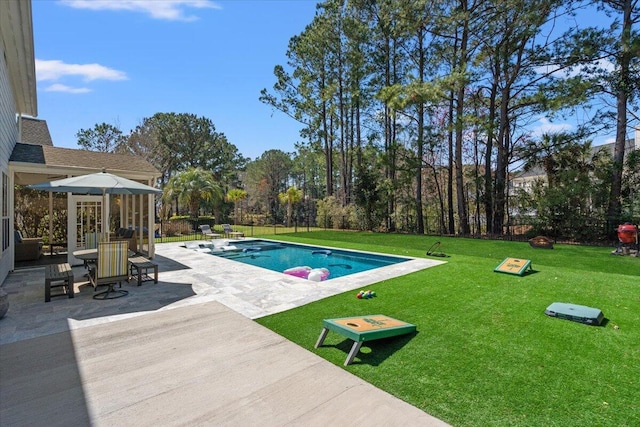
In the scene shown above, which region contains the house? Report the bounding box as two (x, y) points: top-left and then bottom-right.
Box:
(1, 0), (160, 286)
(510, 127), (640, 195)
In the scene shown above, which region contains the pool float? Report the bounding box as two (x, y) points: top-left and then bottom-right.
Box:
(312, 249), (332, 255)
(308, 268), (330, 282)
(185, 242), (213, 253)
(283, 266), (330, 281)
(283, 266), (312, 278)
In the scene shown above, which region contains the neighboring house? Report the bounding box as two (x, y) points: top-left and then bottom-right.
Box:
(510, 127), (640, 196)
(1, 0), (161, 286)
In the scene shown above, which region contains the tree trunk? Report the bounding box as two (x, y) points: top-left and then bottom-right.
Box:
(606, 0), (632, 230)
(454, 2), (470, 235)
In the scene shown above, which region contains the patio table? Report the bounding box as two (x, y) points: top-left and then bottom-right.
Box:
(73, 248), (135, 267)
(73, 248), (98, 268)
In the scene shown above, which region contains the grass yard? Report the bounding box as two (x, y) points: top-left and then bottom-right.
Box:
(255, 231), (640, 427)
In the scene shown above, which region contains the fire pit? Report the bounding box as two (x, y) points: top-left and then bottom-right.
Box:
(529, 236), (553, 249)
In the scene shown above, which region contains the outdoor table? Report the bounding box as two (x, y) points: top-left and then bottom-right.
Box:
(128, 256), (159, 286)
(73, 248), (98, 268)
(44, 263), (74, 302)
(46, 242), (67, 256)
(314, 314), (417, 366)
(73, 248), (135, 267)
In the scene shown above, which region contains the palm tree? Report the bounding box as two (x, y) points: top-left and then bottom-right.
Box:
(278, 186), (303, 227)
(163, 168), (223, 219)
(226, 189), (248, 225)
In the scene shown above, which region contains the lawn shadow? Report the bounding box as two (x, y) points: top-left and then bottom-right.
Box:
(330, 331), (419, 366)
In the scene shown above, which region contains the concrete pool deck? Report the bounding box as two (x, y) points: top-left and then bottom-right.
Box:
(0, 240), (449, 426)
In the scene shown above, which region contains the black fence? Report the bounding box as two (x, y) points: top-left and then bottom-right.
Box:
(155, 216), (637, 248)
(155, 219), (323, 243)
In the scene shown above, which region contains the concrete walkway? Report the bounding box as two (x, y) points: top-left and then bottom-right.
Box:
(0, 241), (450, 426)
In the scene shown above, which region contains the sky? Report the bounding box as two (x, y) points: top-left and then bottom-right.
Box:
(32, 0), (319, 160)
(31, 1), (628, 162)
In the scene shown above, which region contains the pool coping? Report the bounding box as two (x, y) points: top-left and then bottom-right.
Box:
(158, 238), (446, 319)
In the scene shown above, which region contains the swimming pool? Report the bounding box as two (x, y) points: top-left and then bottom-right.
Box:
(194, 239), (410, 280)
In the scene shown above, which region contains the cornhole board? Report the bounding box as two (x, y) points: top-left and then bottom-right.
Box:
(545, 302), (604, 326)
(314, 315), (416, 366)
(494, 257), (532, 276)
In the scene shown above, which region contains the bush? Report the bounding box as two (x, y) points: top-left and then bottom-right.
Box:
(316, 197), (357, 229)
(162, 219), (193, 237)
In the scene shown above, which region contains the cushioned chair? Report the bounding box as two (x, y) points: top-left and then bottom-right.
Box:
(84, 232), (99, 249)
(89, 240), (129, 299)
(14, 230), (43, 262)
(199, 224), (221, 239)
(221, 224), (244, 238)
(112, 229), (137, 252)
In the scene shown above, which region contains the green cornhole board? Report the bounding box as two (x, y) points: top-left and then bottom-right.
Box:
(314, 314), (416, 366)
(494, 257), (532, 276)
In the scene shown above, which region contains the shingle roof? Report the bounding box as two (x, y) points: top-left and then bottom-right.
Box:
(20, 117), (53, 146)
(10, 143), (159, 175)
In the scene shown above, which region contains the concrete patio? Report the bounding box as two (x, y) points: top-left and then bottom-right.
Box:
(0, 241), (449, 426)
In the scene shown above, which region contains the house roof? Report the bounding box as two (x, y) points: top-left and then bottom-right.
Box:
(10, 143), (159, 173)
(10, 143), (160, 185)
(20, 117), (53, 146)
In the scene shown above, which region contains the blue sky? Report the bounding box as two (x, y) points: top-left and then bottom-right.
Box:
(32, 1), (627, 162)
(33, 0), (318, 160)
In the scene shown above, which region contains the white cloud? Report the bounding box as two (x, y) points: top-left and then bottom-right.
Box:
(536, 58), (616, 79)
(36, 59), (127, 82)
(531, 117), (573, 137)
(59, 0), (221, 21)
(43, 83), (92, 94)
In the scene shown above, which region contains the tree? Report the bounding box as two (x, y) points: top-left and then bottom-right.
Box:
(125, 113), (247, 189)
(603, 0), (639, 229)
(278, 186), (303, 227)
(244, 150), (293, 223)
(519, 133), (612, 241)
(76, 122), (125, 153)
(226, 189), (248, 225)
(353, 161), (381, 231)
(163, 168), (223, 220)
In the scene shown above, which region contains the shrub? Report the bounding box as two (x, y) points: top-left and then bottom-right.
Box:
(162, 219), (192, 237)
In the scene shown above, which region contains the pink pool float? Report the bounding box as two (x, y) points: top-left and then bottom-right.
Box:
(283, 266), (330, 281)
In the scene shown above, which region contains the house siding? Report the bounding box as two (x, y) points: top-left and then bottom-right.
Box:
(0, 43), (20, 285)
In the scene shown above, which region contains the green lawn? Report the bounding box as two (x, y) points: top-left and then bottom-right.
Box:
(255, 231), (640, 427)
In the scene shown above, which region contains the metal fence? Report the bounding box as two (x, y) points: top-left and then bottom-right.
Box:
(156, 216), (636, 247)
(155, 219), (323, 243)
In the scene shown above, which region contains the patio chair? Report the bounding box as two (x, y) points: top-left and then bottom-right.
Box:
(89, 240), (129, 299)
(14, 230), (43, 262)
(222, 224), (244, 239)
(199, 224), (221, 239)
(85, 232), (99, 249)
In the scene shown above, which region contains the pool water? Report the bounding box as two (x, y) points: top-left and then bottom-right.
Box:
(203, 239), (410, 280)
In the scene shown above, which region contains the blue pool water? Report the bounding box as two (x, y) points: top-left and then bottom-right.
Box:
(203, 239), (410, 280)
